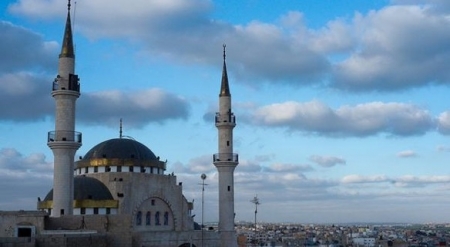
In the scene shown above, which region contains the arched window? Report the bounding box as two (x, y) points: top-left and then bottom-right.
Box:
(155, 211), (160, 225)
(164, 211), (169, 225)
(146, 211), (151, 225)
(136, 211), (142, 225)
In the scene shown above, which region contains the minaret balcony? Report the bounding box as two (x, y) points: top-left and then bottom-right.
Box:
(215, 112), (236, 126)
(213, 153), (238, 163)
(48, 130), (82, 143)
(52, 74), (80, 92)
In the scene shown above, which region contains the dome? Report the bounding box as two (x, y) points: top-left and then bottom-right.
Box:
(83, 138), (157, 161)
(44, 176), (113, 201)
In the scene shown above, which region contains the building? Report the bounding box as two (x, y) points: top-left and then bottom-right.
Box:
(0, 1), (238, 246)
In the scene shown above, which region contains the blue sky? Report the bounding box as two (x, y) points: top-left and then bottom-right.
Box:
(1, 0), (450, 224)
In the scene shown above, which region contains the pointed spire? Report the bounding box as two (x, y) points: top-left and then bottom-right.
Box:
(60, 0), (75, 58)
(219, 44), (231, 97)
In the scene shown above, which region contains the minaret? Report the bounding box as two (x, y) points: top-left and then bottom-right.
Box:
(47, 0), (82, 217)
(213, 45), (238, 247)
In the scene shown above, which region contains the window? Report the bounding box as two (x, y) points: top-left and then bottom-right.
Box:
(164, 212), (169, 225)
(84, 167), (88, 173)
(106, 208), (110, 215)
(129, 166), (134, 172)
(80, 208), (86, 215)
(93, 208), (98, 214)
(117, 166), (122, 172)
(146, 212), (151, 225)
(151, 199), (155, 206)
(155, 211), (160, 225)
(60, 209), (64, 215)
(228, 186), (230, 191)
(106, 166), (110, 172)
(17, 227), (33, 237)
(94, 166), (98, 173)
(136, 211), (142, 225)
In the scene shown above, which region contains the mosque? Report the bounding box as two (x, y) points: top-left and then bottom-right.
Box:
(0, 1), (239, 247)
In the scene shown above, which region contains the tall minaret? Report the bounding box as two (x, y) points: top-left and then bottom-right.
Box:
(213, 45), (238, 247)
(47, 0), (82, 217)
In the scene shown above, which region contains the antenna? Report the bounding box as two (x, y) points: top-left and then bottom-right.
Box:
(223, 44), (226, 61)
(119, 118), (123, 138)
(72, 1), (77, 61)
(72, 1), (77, 33)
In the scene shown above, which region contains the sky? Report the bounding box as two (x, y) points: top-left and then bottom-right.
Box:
(1, 0), (450, 224)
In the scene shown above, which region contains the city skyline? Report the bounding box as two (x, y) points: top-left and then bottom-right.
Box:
(1, 0), (450, 224)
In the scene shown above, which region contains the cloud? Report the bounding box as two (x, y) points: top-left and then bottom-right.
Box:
(309, 155), (346, 168)
(263, 163), (313, 173)
(0, 73), (53, 121)
(332, 4), (450, 91)
(0, 21), (57, 73)
(0, 148), (53, 210)
(0, 73), (190, 126)
(249, 100), (435, 137)
(341, 174), (389, 184)
(341, 174), (450, 188)
(78, 89), (190, 128)
(169, 155), (216, 175)
(397, 150), (417, 158)
(437, 111), (450, 134)
(0, 22), (57, 121)
(10, 1), (450, 92)
(436, 145), (450, 152)
(9, 0), (330, 88)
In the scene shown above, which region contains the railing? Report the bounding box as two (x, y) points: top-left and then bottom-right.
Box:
(52, 74), (80, 92)
(48, 130), (82, 143)
(213, 153), (238, 163)
(215, 112), (236, 124)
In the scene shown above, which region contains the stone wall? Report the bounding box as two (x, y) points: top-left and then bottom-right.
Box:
(0, 211), (46, 238)
(36, 234), (107, 247)
(0, 237), (35, 247)
(44, 215), (132, 247)
(135, 230), (220, 247)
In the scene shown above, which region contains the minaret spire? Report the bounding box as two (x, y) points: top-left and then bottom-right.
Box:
(60, 0), (75, 58)
(220, 44), (231, 97)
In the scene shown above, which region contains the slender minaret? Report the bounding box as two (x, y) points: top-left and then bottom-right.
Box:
(47, 0), (82, 217)
(213, 45), (238, 247)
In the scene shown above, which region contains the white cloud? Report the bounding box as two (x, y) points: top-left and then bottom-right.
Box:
(0, 148), (53, 210)
(309, 155), (346, 168)
(437, 111), (450, 134)
(264, 163), (313, 173)
(9, 0), (450, 92)
(250, 100), (435, 137)
(333, 4), (450, 91)
(78, 89), (189, 128)
(396, 150), (417, 158)
(0, 73), (52, 121)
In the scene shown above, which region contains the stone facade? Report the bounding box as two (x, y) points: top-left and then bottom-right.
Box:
(0, 212), (221, 247)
